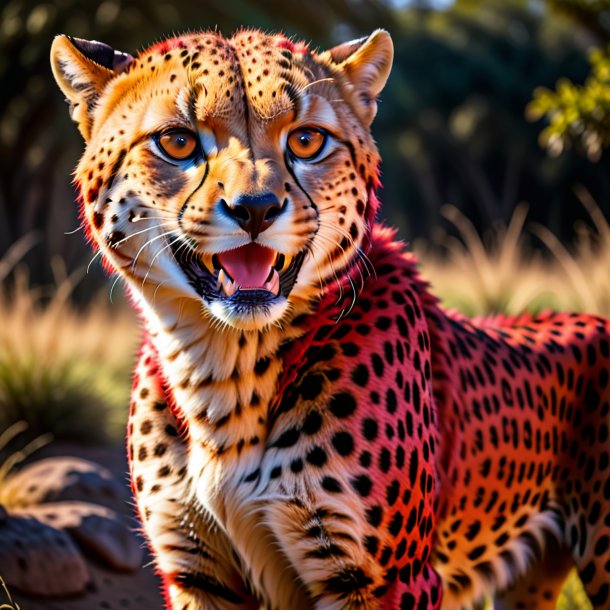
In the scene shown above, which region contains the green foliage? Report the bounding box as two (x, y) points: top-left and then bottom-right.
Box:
(528, 45), (610, 160)
(376, 0), (607, 246)
(557, 570), (594, 610)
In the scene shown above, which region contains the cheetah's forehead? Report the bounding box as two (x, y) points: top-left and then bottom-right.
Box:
(132, 30), (329, 132)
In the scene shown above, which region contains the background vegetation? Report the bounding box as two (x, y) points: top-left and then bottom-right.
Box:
(1, 0), (610, 607)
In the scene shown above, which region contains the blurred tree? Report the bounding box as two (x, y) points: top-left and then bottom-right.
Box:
(377, 0), (610, 242)
(1, 0), (610, 294)
(528, 0), (610, 161)
(528, 45), (610, 161)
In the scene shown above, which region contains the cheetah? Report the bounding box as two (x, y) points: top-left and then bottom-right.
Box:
(51, 28), (610, 609)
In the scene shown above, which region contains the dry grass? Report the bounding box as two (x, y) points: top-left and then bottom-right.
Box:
(417, 187), (610, 318)
(0, 243), (139, 444)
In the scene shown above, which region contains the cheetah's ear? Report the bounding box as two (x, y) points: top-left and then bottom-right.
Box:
(324, 29), (393, 126)
(50, 35), (134, 140)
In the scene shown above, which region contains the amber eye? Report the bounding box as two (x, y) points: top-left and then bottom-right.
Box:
(157, 130), (199, 160)
(287, 128), (326, 160)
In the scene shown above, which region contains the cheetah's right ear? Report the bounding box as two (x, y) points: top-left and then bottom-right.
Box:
(50, 35), (134, 140)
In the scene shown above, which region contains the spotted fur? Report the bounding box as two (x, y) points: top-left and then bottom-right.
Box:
(51, 28), (610, 610)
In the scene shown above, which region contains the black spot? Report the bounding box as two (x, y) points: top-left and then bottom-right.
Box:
(254, 357), (271, 375)
(376, 316), (391, 330)
(273, 427), (300, 448)
(332, 432), (354, 456)
(351, 474), (372, 497)
(106, 231), (125, 247)
(324, 567), (372, 596)
(386, 388), (397, 413)
(351, 364), (369, 387)
(321, 476), (343, 492)
(388, 511), (404, 537)
(165, 424), (178, 437)
(366, 505), (383, 527)
(409, 448), (419, 486)
(341, 342), (359, 356)
(371, 354), (384, 377)
(360, 451), (372, 467)
(330, 392), (357, 418)
(467, 545), (486, 561)
(379, 448), (391, 473)
(300, 373), (324, 400)
(386, 480), (400, 505)
(306, 445), (328, 467)
(362, 418), (378, 440)
(302, 410), (323, 434)
(93, 211), (104, 229)
(364, 535), (379, 556)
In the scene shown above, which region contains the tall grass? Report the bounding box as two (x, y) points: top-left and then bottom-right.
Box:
(417, 187), (610, 318)
(0, 244), (138, 444)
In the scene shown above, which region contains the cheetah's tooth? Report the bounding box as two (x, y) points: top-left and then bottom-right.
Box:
(217, 268), (226, 291)
(264, 269), (280, 296)
(217, 268), (238, 297)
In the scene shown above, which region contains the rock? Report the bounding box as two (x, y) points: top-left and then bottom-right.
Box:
(0, 514), (90, 596)
(16, 502), (142, 572)
(2, 457), (125, 510)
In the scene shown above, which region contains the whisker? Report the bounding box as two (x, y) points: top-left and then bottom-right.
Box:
(64, 225), (85, 235)
(304, 242), (327, 293)
(153, 279), (169, 306)
(141, 232), (181, 294)
(109, 274), (122, 304)
(131, 230), (179, 274)
(298, 77), (335, 93)
(86, 250), (104, 274)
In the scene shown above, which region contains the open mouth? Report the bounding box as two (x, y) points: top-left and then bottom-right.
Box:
(171, 241), (305, 307)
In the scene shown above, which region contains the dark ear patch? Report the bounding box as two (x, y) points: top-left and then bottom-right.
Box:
(327, 37), (368, 65)
(69, 37), (134, 73)
(51, 34), (135, 139)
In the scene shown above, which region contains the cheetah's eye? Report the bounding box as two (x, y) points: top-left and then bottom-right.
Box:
(287, 128), (327, 160)
(156, 129), (199, 160)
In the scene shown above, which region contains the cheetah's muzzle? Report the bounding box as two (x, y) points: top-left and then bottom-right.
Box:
(171, 240), (306, 313)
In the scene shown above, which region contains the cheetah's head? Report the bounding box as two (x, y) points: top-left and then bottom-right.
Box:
(51, 29), (393, 331)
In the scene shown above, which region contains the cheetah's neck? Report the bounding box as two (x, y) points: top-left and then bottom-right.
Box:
(137, 287), (312, 452)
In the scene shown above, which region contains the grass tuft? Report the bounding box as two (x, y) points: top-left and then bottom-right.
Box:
(0, 254), (139, 445)
(418, 192), (610, 318)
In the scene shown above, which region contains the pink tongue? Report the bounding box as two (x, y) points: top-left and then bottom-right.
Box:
(217, 244), (275, 288)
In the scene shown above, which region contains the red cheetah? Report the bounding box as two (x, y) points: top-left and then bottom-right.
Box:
(51, 27), (610, 609)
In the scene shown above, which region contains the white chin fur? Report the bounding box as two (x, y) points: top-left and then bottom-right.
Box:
(208, 296), (290, 331)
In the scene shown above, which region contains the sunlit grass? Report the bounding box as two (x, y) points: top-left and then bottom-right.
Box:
(417, 187), (610, 318)
(0, 245), (139, 444)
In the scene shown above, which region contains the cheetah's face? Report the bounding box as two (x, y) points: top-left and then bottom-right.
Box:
(51, 30), (393, 330)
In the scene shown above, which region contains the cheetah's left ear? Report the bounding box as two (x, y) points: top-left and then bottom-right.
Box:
(50, 35), (134, 140)
(324, 29), (393, 126)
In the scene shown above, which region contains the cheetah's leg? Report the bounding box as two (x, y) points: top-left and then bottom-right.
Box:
(494, 540), (573, 610)
(130, 340), (258, 610)
(263, 496), (442, 610)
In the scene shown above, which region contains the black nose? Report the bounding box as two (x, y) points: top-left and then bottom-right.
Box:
(221, 193), (285, 239)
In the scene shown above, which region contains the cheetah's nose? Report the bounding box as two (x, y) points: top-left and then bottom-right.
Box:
(220, 193), (286, 239)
